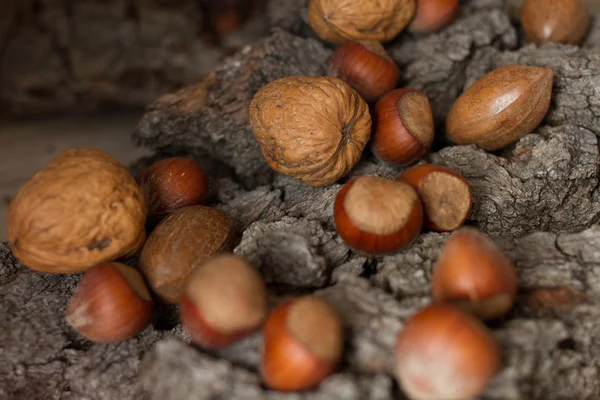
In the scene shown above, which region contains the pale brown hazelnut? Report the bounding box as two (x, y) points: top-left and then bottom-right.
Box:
(307, 0), (417, 44)
(249, 76), (372, 187)
(521, 0), (589, 46)
(139, 205), (232, 304)
(446, 64), (553, 151)
(7, 148), (147, 274)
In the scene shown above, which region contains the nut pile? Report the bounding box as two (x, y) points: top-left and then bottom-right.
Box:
(6, 0), (590, 399)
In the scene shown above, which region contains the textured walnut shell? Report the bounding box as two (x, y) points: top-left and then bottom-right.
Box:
(308, 0), (416, 44)
(521, 0), (589, 45)
(7, 148), (147, 274)
(139, 205), (232, 304)
(446, 64), (553, 151)
(249, 76), (371, 187)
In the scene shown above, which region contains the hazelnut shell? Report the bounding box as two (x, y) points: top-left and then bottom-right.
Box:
(409, 0), (459, 32)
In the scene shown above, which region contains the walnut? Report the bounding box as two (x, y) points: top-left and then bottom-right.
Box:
(307, 0), (416, 44)
(7, 148), (147, 274)
(248, 76), (372, 187)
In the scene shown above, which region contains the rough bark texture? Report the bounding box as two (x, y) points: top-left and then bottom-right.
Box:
(3, 0), (600, 399)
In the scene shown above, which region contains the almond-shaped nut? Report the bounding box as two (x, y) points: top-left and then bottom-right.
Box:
(446, 64), (553, 151)
(249, 76), (372, 187)
(139, 205), (232, 304)
(7, 148), (147, 274)
(521, 0), (589, 45)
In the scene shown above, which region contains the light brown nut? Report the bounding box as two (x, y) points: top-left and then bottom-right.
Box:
(7, 148), (147, 274)
(521, 0), (589, 46)
(249, 76), (372, 187)
(308, 0), (416, 44)
(446, 64), (553, 151)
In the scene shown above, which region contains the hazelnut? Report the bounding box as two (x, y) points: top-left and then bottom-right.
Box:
(334, 176), (423, 255)
(249, 76), (371, 187)
(408, 0), (459, 32)
(432, 227), (518, 320)
(372, 88), (435, 166)
(394, 304), (501, 400)
(261, 296), (344, 391)
(139, 205), (232, 304)
(66, 262), (154, 343)
(328, 41), (401, 103)
(179, 254), (268, 348)
(139, 157), (208, 221)
(446, 64), (553, 151)
(397, 164), (471, 232)
(521, 0), (589, 45)
(307, 0), (417, 44)
(7, 148), (147, 274)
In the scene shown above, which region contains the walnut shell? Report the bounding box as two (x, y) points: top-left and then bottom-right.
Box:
(7, 148), (147, 274)
(308, 0), (416, 44)
(139, 205), (232, 304)
(248, 76), (372, 187)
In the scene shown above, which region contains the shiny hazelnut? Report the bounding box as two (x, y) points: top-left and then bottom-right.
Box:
(261, 296), (344, 391)
(249, 76), (371, 187)
(521, 0), (589, 46)
(66, 262), (154, 343)
(334, 176), (423, 255)
(397, 164), (471, 232)
(394, 304), (501, 400)
(307, 0), (417, 44)
(328, 41), (400, 103)
(139, 205), (232, 304)
(139, 157), (208, 221)
(372, 88), (435, 166)
(446, 64), (553, 151)
(7, 148), (147, 274)
(409, 0), (459, 32)
(179, 254), (268, 348)
(432, 227), (518, 320)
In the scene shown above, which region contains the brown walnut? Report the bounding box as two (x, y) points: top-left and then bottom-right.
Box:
(308, 0), (416, 44)
(6, 148), (147, 274)
(248, 76), (372, 187)
(139, 205), (232, 304)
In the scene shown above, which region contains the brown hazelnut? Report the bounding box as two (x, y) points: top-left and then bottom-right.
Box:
(261, 296), (344, 391)
(397, 164), (471, 232)
(66, 262), (154, 343)
(249, 76), (372, 187)
(334, 176), (423, 255)
(328, 41), (401, 103)
(139, 156), (208, 221)
(7, 148), (147, 274)
(139, 205), (232, 304)
(446, 64), (553, 151)
(409, 0), (459, 32)
(372, 88), (435, 166)
(394, 304), (501, 400)
(521, 0), (589, 46)
(307, 0), (416, 44)
(432, 227), (518, 320)
(179, 254), (268, 348)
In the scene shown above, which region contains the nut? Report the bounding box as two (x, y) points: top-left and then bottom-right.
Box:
(372, 88), (435, 166)
(249, 76), (371, 187)
(139, 156), (208, 221)
(431, 227), (518, 320)
(139, 205), (232, 304)
(261, 296), (344, 391)
(446, 64), (553, 151)
(394, 304), (501, 400)
(328, 41), (401, 103)
(409, 0), (459, 32)
(334, 176), (423, 255)
(397, 164), (471, 232)
(66, 262), (154, 343)
(521, 0), (589, 45)
(179, 254), (268, 348)
(7, 148), (147, 274)
(307, 0), (417, 44)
